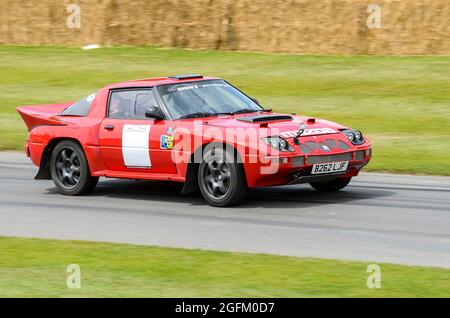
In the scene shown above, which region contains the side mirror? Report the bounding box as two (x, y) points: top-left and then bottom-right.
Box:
(145, 106), (165, 120)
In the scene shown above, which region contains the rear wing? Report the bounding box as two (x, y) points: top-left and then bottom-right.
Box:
(17, 102), (72, 131)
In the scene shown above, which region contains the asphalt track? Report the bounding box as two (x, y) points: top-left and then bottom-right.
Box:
(0, 152), (449, 268)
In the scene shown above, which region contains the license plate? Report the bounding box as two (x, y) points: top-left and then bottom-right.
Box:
(311, 161), (349, 175)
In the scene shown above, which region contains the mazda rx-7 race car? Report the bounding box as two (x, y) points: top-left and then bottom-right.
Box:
(17, 75), (372, 206)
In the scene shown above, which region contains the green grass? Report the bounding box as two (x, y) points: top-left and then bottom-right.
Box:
(0, 236), (449, 297)
(1, 45), (449, 174)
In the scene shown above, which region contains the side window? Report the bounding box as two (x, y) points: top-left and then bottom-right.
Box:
(61, 92), (96, 116)
(108, 89), (159, 119)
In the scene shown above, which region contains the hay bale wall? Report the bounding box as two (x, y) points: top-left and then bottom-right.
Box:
(0, 0), (448, 54)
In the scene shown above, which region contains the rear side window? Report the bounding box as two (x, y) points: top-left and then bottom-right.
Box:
(108, 89), (159, 119)
(61, 92), (96, 116)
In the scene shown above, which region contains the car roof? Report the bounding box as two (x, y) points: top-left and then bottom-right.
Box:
(105, 75), (219, 90)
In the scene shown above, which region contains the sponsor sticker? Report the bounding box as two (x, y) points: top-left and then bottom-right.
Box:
(86, 93), (96, 102)
(166, 127), (175, 136)
(280, 128), (337, 138)
(160, 135), (174, 149)
(122, 124), (152, 168)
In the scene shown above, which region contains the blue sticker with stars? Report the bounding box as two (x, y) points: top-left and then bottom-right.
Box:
(160, 135), (174, 149)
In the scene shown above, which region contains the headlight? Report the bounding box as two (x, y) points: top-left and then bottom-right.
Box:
(263, 137), (294, 152)
(342, 129), (364, 145)
(347, 132), (355, 142)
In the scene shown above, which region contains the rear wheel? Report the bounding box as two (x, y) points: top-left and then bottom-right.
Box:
(309, 177), (352, 192)
(50, 140), (98, 195)
(198, 146), (247, 207)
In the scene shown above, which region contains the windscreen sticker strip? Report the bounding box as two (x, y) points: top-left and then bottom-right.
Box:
(280, 128), (337, 138)
(122, 124), (152, 168)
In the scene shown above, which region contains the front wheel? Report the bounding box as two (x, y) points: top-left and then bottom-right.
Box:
(50, 140), (99, 195)
(198, 146), (248, 207)
(309, 177), (352, 192)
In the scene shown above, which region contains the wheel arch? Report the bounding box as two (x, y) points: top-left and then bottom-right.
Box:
(181, 141), (246, 194)
(35, 137), (89, 180)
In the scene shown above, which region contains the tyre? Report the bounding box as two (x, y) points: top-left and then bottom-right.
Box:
(309, 177), (352, 192)
(50, 140), (99, 195)
(198, 146), (248, 207)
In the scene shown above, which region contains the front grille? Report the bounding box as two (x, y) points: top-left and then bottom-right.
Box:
(355, 150), (365, 161)
(300, 144), (312, 154)
(319, 142), (331, 152)
(307, 152), (352, 165)
(324, 139), (337, 149)
(338, 140), (350, 150)
(292, 156), (305, 167)
(304, 141), (318, 151)
(299, 140), (349, 154)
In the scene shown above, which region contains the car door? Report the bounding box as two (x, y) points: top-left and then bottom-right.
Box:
(98, 88), (177, 175)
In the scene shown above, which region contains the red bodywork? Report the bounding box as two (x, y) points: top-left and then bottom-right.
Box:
(17, 76), (372, 188)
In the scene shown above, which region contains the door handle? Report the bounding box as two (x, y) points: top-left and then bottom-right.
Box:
(104, 125), (114, 130)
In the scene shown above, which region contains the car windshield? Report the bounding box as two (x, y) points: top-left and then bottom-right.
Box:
(154, 80), (263, 119)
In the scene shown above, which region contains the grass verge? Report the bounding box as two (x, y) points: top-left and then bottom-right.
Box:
(0, 236), (449, 297)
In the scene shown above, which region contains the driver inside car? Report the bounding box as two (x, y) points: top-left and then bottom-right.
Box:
(109, 95), (131, 118)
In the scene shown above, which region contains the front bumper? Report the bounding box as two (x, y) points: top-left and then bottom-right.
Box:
(244, 147), (372, 187)
(288, 172), (353, 185)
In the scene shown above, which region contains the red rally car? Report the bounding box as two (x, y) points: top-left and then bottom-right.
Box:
(17, 75), (372, 207)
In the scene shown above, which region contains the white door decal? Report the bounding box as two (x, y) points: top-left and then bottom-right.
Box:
(122, 124), (151, 168)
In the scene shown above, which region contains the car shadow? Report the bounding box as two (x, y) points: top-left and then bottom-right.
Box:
(45, 178), (395, 210)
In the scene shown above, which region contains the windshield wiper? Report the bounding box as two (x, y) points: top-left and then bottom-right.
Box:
(178, 108), (269, 119)
(230, 108), (260, 115)
(178, 112), (218, 119)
